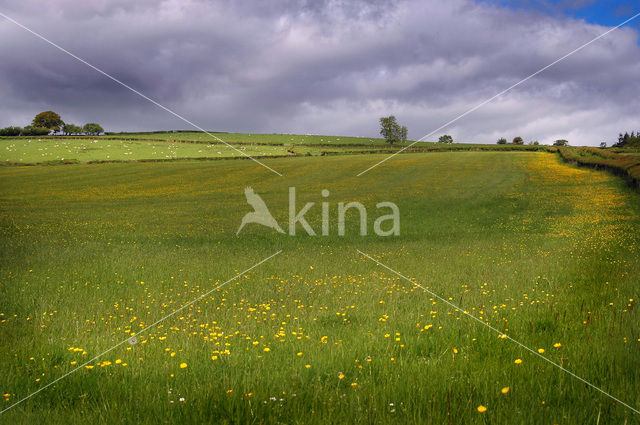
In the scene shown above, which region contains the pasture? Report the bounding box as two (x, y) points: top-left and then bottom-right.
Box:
(0, 137), (289, 164)
(103, 131), (395, 145)
(0, 133), (552, 166)
(0, 151), (639, 424)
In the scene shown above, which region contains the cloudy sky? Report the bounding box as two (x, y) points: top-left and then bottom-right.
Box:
(0, 0), (638, 145)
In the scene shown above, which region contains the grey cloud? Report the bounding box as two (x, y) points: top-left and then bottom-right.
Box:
(0, 0), (638, 145)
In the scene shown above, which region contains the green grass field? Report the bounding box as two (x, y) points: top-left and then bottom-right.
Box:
(0, 137), (291, 164)
(0, 133), (554, 165)
(1, 151), (639, 424)
(104, 131), (396, 145)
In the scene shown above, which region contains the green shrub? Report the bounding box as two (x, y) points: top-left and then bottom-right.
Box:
(0, 126), (22, 136)
(21, 126), (50, 136)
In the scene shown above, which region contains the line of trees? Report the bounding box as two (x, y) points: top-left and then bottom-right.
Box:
(613, 131), (640, 148)
(496, 136), (564, 146)
(0, 111), (104, 137)
(497, 136), (529, 145)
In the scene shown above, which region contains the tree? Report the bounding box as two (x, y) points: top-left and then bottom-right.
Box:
(497, 137), (507, 144)
(63, 123), (82, 135)
(438, 134), (453, 144)
(379, 116), (404, 146)
(553, 139), (569, 146)
(613, 131), (640, 148)
(32, 111), (63, 133)
(21, 126), (50, 136)
(0, 126), (22, 136)
(83, 123), (104, 136)
(512, 136), (523, 145)
(599, 142), (607, 148)
(400, 126), (408, 143)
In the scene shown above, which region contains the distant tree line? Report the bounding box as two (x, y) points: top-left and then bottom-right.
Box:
(0, 111), (104, 137)
(496, 136), (564, 146)
(613, 131), (640, 148)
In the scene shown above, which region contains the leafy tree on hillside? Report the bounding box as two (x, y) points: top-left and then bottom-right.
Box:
(599, 142), (607, 148)
(32, 111), (63, 133)
(379, 116), (405, 146)
(0, 126), (22, 136)
(497, 137), (507, 144)
(512, 136), (523, 145)
(553, 139), (569, 146)
(438, 135), (453, 144)
(63, 123), (83, 135)
(83, 123), (104, 136)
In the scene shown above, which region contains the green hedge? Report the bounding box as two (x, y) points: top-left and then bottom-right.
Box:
(558, 147), (640, 190)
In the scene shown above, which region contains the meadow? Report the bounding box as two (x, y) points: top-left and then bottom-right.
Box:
(0, 133), (552, 165)
(0, 151), (639, 424)
(0, 137), (290, 164)
(103, 131), (397, 146)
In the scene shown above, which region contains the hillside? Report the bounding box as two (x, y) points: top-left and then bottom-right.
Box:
(0, 132), (553, 166)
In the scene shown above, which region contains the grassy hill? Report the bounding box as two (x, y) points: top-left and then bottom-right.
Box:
(5, 131), (639, 196)
(103, 131), (394, 146)
(0, 132), (553, 165)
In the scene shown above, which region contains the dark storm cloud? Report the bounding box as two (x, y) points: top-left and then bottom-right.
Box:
(0, 0), (638, 145)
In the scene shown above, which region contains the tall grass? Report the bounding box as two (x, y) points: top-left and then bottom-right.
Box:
(0, 152), (639, 424)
